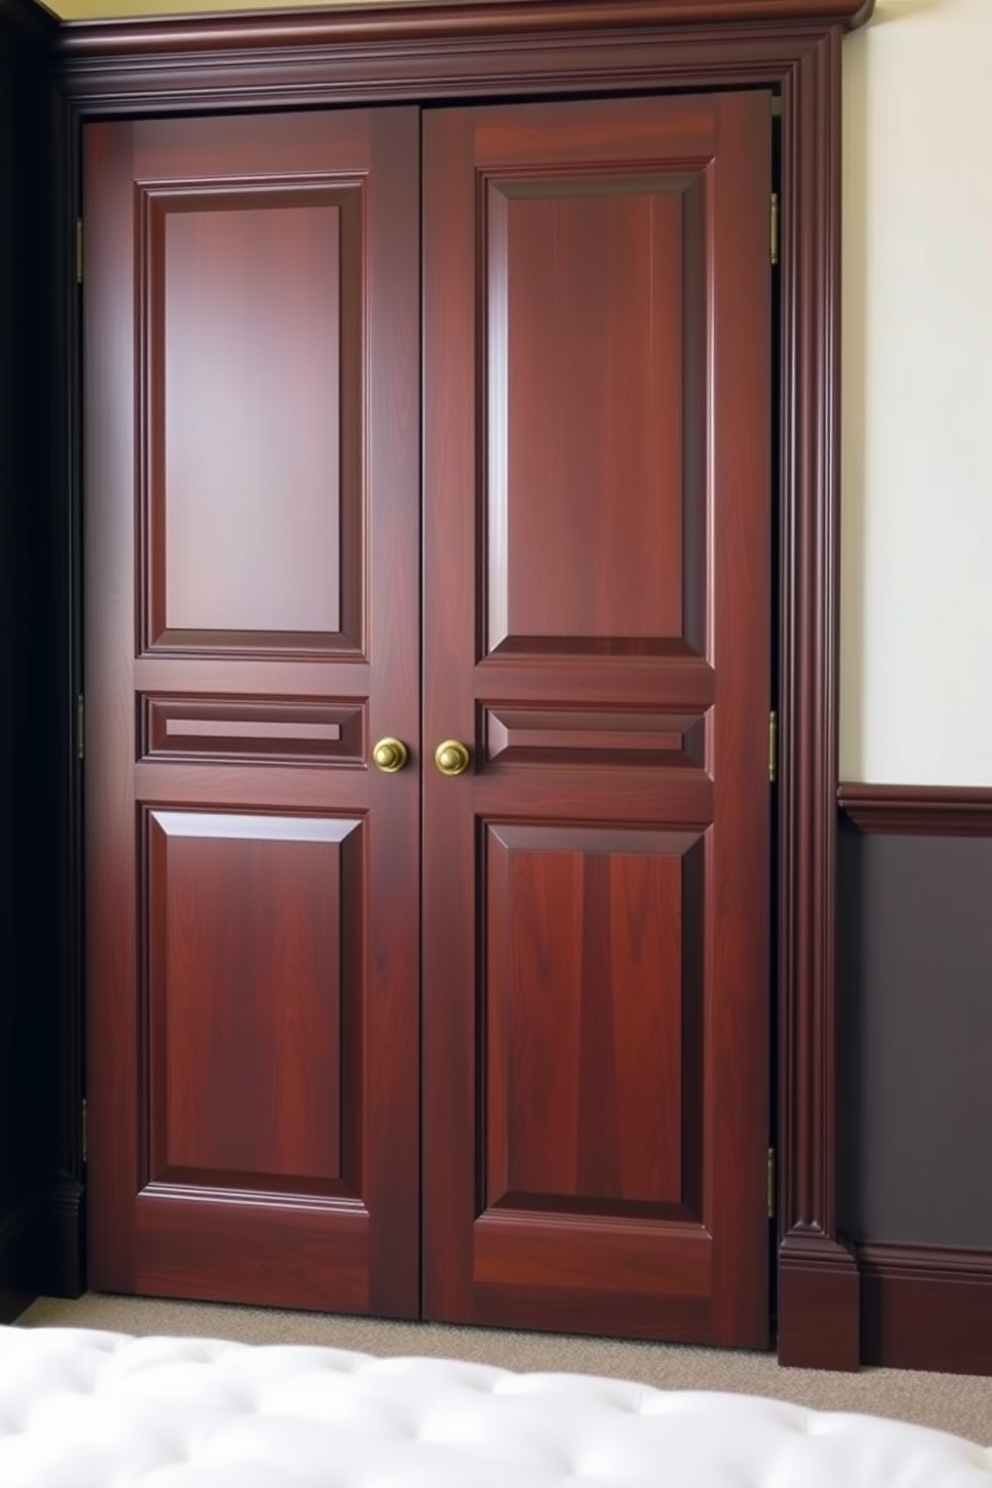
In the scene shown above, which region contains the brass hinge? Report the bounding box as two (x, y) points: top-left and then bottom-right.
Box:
(75, 219), (83, 285)
(767, 1146), (776, 1219)
(770, 192), (780, 267)
(81, 1098), (88, 1166)
(76, 693), (85, 761)
(768, 709), (778, 784)
(771, 94), (782, 119)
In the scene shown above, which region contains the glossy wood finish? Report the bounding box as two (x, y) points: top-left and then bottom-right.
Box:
(85, 107), (421, 1314)
(773, 22), (859, 1370)
(154, 196), (349, 643)
(49, 0), (863, 1361)
(423, 92), (771, 1345)
(55, 0), (876, 83)
(487, 181), (687, 652)
(839, 783), (992, 836)
(860, 1244), (992, 1377)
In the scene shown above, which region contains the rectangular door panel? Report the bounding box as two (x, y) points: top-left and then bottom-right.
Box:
(145, 810), (359, 1190)
(150, 188), (357, 648)
(487, 176), (696, 654)
(86, 108), (421, 1315)
(485, 824), (694, 1214)
(423, 91), (771, 1346)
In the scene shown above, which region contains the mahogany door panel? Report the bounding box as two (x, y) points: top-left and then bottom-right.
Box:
(85, 108), (421, 1314)
(422, 92), (772, 1345)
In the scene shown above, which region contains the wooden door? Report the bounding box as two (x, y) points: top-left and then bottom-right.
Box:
(422, 93), (773, 1346)
(84, 109), (422, 1315)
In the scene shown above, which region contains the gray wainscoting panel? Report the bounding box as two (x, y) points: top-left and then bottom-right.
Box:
(838, 824), (992, 1248)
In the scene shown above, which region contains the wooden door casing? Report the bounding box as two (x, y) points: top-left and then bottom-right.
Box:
(84, 108), (422, 1315)
(422, 92), (773, 1345)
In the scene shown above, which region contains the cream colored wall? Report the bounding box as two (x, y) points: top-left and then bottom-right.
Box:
(48, 0), (992, 785)
(842, 0), (992, 784)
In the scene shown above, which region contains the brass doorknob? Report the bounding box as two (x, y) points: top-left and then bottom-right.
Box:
(372, 737), (409, 773)
(434, 739), (471, 777)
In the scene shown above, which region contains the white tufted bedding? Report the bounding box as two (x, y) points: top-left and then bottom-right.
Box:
(1, 1324), (989, 1486)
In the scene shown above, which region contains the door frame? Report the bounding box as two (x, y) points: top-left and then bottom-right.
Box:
(38, 0), (873, 1369)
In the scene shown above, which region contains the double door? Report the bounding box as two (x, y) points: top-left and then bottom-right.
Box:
(85, 91), (773, 1347)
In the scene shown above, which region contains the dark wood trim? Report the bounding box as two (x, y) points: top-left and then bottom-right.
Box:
(55, 0), (876, 62)
(839, 784), (992, 836)
(54, 3), (873, 115)
(860, 1243), (992, 1375)
(35, 1179), (86, 1300)
(50, 2), (861, 1360)
(777, 1234), (860, 1370)
(0, 1181), (84, 1317)
(0, 1197), (38, 1322)
(772, 23), (859, 1370)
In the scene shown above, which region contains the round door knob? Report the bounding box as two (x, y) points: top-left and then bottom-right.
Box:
(372, 737), (409, 773)
(434, 739), (471, 777)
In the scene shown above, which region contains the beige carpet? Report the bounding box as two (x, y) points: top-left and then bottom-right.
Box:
(16, 1292), (992, 1446)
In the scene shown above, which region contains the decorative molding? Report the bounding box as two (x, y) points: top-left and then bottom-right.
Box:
(54, 3), (873, 116)
(55, 0), (877, 61)
(859, 1242), (992, 1375)
(51, 0), (859, 1361)
(839, 783), (992, 836)
(777, 1234), (860, 1370)
(772, 22), (854, 1367)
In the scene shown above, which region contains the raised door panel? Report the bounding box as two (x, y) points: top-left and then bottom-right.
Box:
(85, 109), (421, 1315)
(423, 92), (771, 1345)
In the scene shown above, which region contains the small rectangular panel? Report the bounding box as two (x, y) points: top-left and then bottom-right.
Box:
(484, 707), (706, 768)
(486, 174), (695, 656)
(142, 696), (365, 765)
(146, 809), (363, 1192)
(142, 182), (365, 655)
(485, 824), (699, 1215)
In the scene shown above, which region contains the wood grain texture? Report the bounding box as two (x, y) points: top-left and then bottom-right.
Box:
(143, 697), (365, 764)
(85, 106), (422, 1315)
(487, 179), (685, 653)
(54, 6), (872, 122)
(150, 192), (346, 641)
(773, 25), (859, 1369)
(776, 1234), (860, 1370)
(146, 812), (355, 1187)
(55, 1), (877, 70)
(860, 1244), (992, 1376)
(484, 708), (706, 767)
(53, 0), (855, 1353)
(135, 1188), (370, 1311)
(485, 827), (688, 1212)
(422, 89), (771, 1346)
(839, 784), (992, 836)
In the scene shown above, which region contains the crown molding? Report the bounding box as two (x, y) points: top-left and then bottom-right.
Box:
(54, 0), (875, 63)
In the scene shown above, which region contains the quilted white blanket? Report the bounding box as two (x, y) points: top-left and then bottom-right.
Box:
(0, 1325), (988, 1486)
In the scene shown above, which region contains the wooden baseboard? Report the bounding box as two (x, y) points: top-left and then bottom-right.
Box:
(0, 1179), (85, 1312)
(35, 1179), (86, 1299)
(777, 1235), (860, 1370)
(0, 1194), (39, 1320)
(838, 784), (992, 835)
(860, 1243), (992, 1375)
